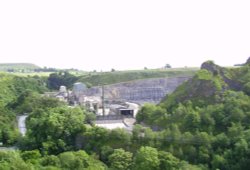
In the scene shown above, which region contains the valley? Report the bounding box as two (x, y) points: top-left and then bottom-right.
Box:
(1, 59), (250, 169)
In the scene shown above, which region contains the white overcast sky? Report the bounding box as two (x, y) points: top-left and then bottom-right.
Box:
(0, 0), (250, 71)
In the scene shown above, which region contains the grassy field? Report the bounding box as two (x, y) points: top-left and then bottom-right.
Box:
(78, 67), (199, 86)
(6, 70), (89, 77)
(2, 67), (199, 88)
(6, 72), (53, 77)
(0, 63), (40, 71)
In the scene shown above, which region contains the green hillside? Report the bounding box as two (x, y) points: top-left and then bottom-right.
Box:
(0, 63), (40, 72)
(136, 58), (250, 169)
(160, 60), (249, 108)
(78, 68), (198, 87)
(47, 68), (198, 90)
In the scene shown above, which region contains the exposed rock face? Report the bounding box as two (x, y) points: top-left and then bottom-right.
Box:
(201, 60), (243, 91)
(83, 77), (192, 104)
(246, 57), (250, 65)
(201, 61), (220, 75)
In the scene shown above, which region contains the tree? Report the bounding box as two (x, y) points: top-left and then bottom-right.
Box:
(100, 146), (114, 165)
(81, 127), (110, 153)
(47, 71), (78, 90)
(59, 151), (106, 170)
(21, 150), (41, 163)
(25, 106), (86, 154)
(0, 151), (34, 170)
(243, 82), (250, 95)
(108, 149), (133, 170)
(40, 155), (60, 167)
(183, 111), (201, 132)
(158, 151), (180, 170)
(59, 151), (85, 169)
(211, 154), (226, 170)
(136, 104), (161, 125)
(134, 146), (160, 170)
(108, 128), (131, 148)
(9, 90), (64, 114)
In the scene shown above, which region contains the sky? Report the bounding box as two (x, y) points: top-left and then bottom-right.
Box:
(0, 0), (250, 71)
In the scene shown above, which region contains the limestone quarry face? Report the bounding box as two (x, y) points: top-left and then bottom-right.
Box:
(83, 76), (192, 104)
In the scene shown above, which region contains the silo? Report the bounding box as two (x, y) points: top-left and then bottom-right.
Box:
(73, 82), (87, 103)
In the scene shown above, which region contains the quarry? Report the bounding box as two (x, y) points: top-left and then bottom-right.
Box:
(44, 76), (192, 130)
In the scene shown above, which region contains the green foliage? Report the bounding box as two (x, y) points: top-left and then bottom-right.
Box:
(0, 73), (18, 106)
(108, 128), (131, 148)
(0, 150), (106, 170)
(0, 73), (47, 146)
(211, 154), (226, 170)
(136, 103), (166, 126)
(0, 73), (47, 107)
(196, 69), (213, 80)
(48, 71), (78, 90)
(134, 146), (160, 170)
(243, 82), (250, 95)
(81, 126), (110, 153)
(158, 151), (180, 170)
(58, 150), (106, 170)
(12, 76), (47, 93)
(134, 60), (250, 169)
(108, 149), (133, 170)
(21, 149), (41, 165)
(23, 106), (86, 154)
(40, 155), (61, 167)
(9, 91), (64, 114)
(183, 110), (201, 132)
(99, 146), (114, 165)
(58, 151), (87, 169)
(5, 60), (250, 169)
(136, 88), (250, 169)
(0, 151), (34, 170)
(0, 104), (19, 145)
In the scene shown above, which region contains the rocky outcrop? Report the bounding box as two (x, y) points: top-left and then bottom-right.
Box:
(201, 61), (242, 91)
(83, 77), (192, 104)
(201, 61), (220, 75)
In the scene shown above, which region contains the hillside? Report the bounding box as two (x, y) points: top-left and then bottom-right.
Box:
(47, 68), (198, 90)
(0, 63), (40, 72)
(160, 59), (250, 108)
(136, 58), (250, 169)
(78, 68), (198, 87)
